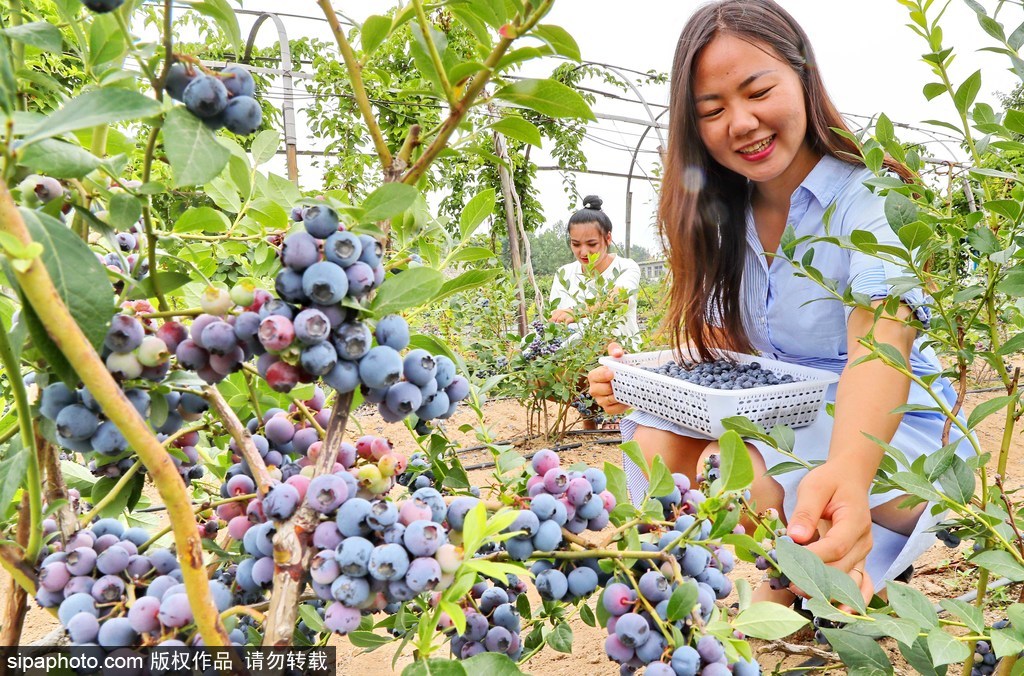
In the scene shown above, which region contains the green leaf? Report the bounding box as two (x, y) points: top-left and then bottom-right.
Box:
(732, 602), (808, 640)
(17, 138), (102, 179)
(938, 599), (985, 633)
(489, 117), (543, 147)
(546, 621), (573, 653)
(127, 271), (192, 301)
(361, 15), (392, 55)
(775, 540), (832, 602)
(898, 636), (947, 676)
(494, 79), (595, 120)
(926, 627), (970, 666)
(937, 456), (974, 506)
(647, 455), (675, 497)
(967, 395), (1013, 429)
(22, 209), (113, 353)
(109, 193), (142, 233)
(2, 22), (63, 53)
(459, 188), (496, 240)
(887, 581), (938, 629)
(532, 24), (581, 61)
(87, 15), (125, 68)
(604, 462), (629, 510)
(880, 190), (921, 232)
(434, 269), (501, 305)
(295, 604), (325, 634)
(21, 89), (160, 145)
(450, 246), (496, 263)
(172, 206), (230, 234)
(897, 222), (932, 251)
(362, 183), (419, 223)
(666, 579), (699, 621)
(250, 130), (280, 166)
(402, 659), (467, 676)
(847, 615), (921, 646)
(923, 82), (947, 100)
(821, 629), (894, 675)
(891, 471), (944, 503)
(0, 447), (28, 515)
(61, 459), (97, 492)
(370, 267), (444, 316)
(461, 653), (524, 676)
(163, 108), (231, 188)
(719, 430), (754, 491)
(823, 566), (866, 614)
(971, 550), (1024, 581)
(348, 630), (394, 649)
(192, 0), (242, 57)
(953, 70), (982, 114)
(0, 35), (15, 116)
(619, 441), (648, 477)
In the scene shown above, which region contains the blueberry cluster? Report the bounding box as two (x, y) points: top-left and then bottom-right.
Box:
(520, 319), (565, 362)
(600, 470), (755, 675)
(520, 448), (616, 546)
(397, 452), (435, 490)
(645, 359), (797, 391)
(217, 433), (473, 632)
(38, 377), (203, 482)
(936, 527), (962, 548)
(472, 355), (509, 380)
(531, 557), (607, 602)
(972, 640), (998, 676)
(165, 62), (263, 135)
(34, 518), (244, 648)
(448, 580), (526, 660)
(165, 283), (274, 386)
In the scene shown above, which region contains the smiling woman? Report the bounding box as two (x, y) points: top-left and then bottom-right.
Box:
(587, 0), (976, 612)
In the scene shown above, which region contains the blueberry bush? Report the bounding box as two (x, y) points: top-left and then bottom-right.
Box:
(0, 1), (807, 674)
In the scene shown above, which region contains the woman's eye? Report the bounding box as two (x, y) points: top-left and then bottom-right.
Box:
(699, 109), (722, 119)
(751, 87), (774, 99)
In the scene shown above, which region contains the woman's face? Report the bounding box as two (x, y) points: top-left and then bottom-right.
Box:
(691, 33), (819, 196)
(569, 221), (611, 267)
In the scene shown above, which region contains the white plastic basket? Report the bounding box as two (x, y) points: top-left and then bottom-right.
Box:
(599, 349), (840, 437)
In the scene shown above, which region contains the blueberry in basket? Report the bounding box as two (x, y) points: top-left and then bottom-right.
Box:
(644, 358), (797, 390)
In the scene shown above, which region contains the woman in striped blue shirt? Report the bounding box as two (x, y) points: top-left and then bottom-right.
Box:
(587, 0), (972, 605)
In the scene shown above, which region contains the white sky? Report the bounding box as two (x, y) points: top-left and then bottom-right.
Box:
(220, 1), (1020, 255)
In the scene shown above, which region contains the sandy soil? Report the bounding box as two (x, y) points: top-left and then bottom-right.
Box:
(11, 390), (1021, 675)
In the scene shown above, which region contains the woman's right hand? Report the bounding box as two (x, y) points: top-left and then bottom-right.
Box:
(587, 342), (629, 414)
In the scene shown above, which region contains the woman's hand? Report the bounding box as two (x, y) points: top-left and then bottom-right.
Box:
(787, 461), (875, 604)
(587, 342), (629, 414)
(550, 309), (575, 324)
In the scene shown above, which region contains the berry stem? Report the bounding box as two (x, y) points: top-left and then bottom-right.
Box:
(316, 0), (393, 170)
(204, 384), (274, 494)
(77, 459), (143, 527)
(0, 317), (43, 560)
(411, 0), (455, 105)
(0, 181), (228, 646)
(140, 123), (168, 312)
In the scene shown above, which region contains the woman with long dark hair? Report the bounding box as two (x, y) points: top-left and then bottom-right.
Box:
(588, 0), (970, 604)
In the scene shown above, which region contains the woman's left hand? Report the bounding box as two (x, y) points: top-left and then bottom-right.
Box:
(787, 461), (874, 602)
(550, 309), (575, 324)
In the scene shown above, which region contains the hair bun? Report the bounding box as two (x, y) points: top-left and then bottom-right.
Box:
(582, 195), (603, 211)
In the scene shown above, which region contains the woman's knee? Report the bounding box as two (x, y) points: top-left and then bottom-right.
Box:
(631, 426), (708, 479)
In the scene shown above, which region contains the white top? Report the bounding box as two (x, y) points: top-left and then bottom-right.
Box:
(549, 255), (641, 346)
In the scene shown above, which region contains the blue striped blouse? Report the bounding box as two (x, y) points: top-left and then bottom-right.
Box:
(733, 154), (943, 401)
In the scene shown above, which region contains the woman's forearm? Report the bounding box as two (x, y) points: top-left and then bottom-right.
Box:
(826, 305), (917, 489)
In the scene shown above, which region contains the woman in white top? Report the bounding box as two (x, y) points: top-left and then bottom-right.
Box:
(548, 195), (642, 349)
